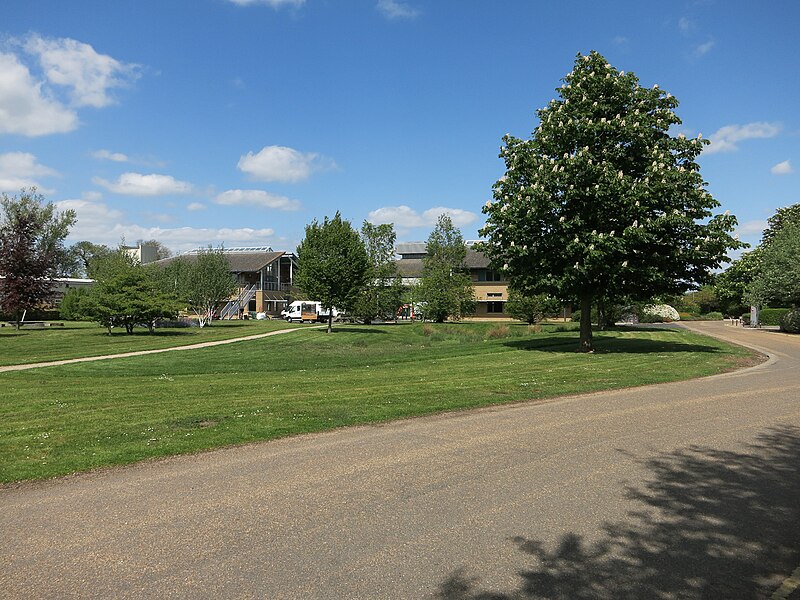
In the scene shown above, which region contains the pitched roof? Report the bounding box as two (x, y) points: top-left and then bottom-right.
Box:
(395, 249), (491, 277)
(152, 251), (287, 273)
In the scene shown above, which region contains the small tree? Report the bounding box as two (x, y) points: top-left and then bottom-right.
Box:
(0, 189), (76, 328)
(418, 214), (475, 322)
(505, 289), (559, 324)
(178, 248), (236, 327)
(480, 51), (742, 351)
(81, 250), (178, 334)
(352, 222), (404, 323)
(296, 212), (369, 333)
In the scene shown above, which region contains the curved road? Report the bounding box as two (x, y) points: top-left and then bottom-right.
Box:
(2, 322), (799, 599)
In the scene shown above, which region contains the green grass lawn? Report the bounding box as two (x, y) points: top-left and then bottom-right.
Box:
(0, 318), (304, 366)
(0, 322), (759, 483)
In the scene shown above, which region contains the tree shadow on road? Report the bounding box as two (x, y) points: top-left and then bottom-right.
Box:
(435, 425), (800, 599)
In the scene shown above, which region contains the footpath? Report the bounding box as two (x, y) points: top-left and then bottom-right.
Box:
(0, 326), (315, 373)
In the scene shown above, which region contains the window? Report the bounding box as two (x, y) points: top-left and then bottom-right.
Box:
(486, 301), (504, 313)
(478, 270), (503, 282)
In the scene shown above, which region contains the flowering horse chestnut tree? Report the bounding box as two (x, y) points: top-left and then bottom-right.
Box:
(479, 51), (743, 351)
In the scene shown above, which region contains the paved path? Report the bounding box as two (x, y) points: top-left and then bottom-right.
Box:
(0, 325), (315, 373)
(1, 322), (799, 599)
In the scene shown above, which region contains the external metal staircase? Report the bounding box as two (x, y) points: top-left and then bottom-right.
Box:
(220, 284), (258, 320)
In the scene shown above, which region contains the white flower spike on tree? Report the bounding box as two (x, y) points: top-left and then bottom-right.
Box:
(478, 51), (744, 352)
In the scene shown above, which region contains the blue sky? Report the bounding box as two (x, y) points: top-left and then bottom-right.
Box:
(2, 0), (797, 256)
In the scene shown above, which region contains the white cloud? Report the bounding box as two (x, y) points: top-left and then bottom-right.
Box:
(227, 0), (304, 7)
(215, 189), (301, 211)
(56, 198), (124, 233)
(82, 190), (103, 201)
(23, 35), (140, 108)
(93, 172), (193, 196)
(612, 36), (629, 46)
(377, 0), (420, 19)
(736, 220), (768, 236)
(237, 145), (334, 183)
(0, 151), (59, 193)
(704, 122), (781, 155)
(770, 160), (794, 175)
(58, 197), (276, 252)
(678, 17), (693, 34)
(367, 205), (478, 228)
(187, 202), (206, 211)
(693, 39), (715, 57)
(92, 149), (129, 162)
(0, 52), (78, 136)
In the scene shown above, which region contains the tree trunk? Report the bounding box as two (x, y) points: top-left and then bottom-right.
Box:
(578, 293), (594, 352)
(327, 312), (333, 333)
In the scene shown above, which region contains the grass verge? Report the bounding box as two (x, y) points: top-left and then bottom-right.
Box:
(0, 322), (759, 483)
(0, 319), (303, 366)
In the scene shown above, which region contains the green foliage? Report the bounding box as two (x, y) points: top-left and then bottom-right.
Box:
(0, 189), (76, 328)
(779, 309), (800, 333)
(67, 241), (114, 279)
(159, 248), (236, 327)
(296, 212), (370, 332)
(59, 287), (92, 321)
(677, 285), (720, 315)
(417, 214), (475, 322)
(748, 223), (800, 308)
(80, 250), (180, 334)
(351, 222), (404, 323)
(505, 289), (559, 324)
(714, 250), (761, 316)
(702, 312), (723, 321)
(758, 308), (790, 327)
(479, 51), (743, 351)
(761, 203), (800, 245)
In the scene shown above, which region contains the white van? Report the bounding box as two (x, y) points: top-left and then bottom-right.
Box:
(283, 301), (339, 323)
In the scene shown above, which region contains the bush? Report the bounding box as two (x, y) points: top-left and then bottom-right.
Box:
(759, 308), (791, 327)
(780, 309), (800, 333)
(740, 313), (751, 325)
(701, 312), (724, 320)
(642, 304), (680, 322)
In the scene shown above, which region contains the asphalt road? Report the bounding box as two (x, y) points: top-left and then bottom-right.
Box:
(2, 322), (799, 599)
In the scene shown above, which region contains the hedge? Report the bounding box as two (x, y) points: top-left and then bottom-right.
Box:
(759, 308), (791, 327)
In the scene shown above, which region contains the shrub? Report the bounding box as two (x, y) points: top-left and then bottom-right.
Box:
(740, 313), (751, 326)
(701, 312), (724, 320)
(642, 304), (680, 322)
(780, 309), (800, 333)
(759, 308), (791, 327)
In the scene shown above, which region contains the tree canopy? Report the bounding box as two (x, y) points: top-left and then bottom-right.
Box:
(748, 223), (800, 308)
(417, 214), (475, 322)
(352, 221), (404, 323)
(78, 250), (179, 334)
(480, 51), (742, 351)
(295, 212), (369, 332)
(0, 189), (76, 328)
(158, 248), (235, 327)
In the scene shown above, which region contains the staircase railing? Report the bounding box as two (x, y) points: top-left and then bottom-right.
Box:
(219, 284), (258, 320)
